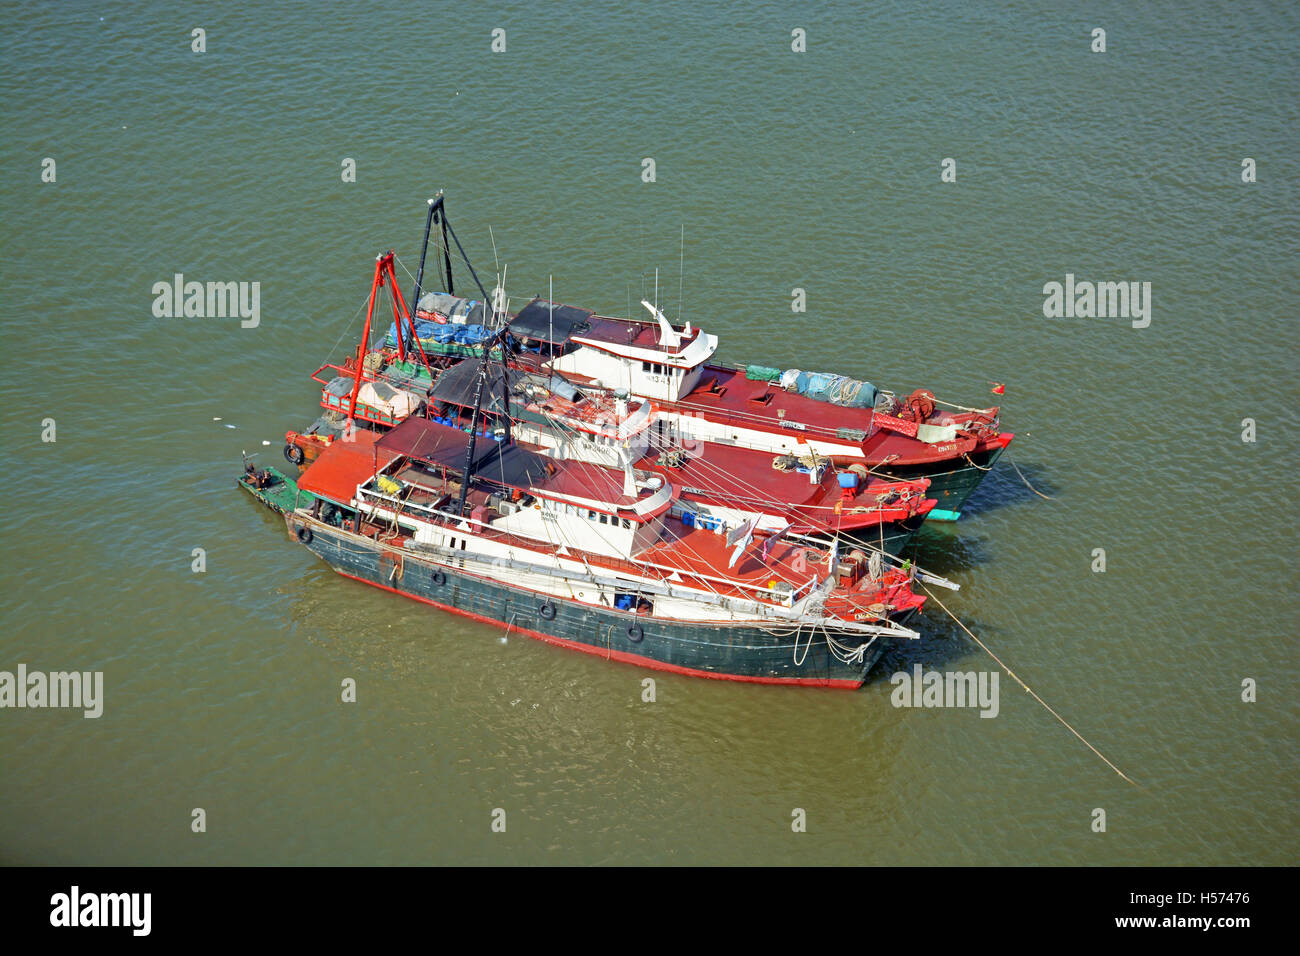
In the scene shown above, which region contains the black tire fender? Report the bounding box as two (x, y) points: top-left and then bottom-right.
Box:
(431, 570), (447, 587)
(627, 623), (644, 643)
(284, 442), (305, 465)
(538, 602), (557, 620)
(295, 525), (313, 545)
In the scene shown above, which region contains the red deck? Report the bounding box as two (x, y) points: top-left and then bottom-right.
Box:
(638, 441), (931, 530)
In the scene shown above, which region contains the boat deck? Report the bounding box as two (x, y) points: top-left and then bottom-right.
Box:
(674, 364), (877, 438)
(238, 466), (316, 515)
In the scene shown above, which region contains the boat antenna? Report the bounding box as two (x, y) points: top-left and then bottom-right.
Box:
(678, 224), (685, 324)
(653, 268), (659, 326)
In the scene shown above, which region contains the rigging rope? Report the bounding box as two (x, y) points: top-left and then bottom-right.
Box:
(919, 583), (1140, 790)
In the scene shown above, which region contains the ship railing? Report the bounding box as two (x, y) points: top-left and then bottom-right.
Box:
(356, 485), (446, 522)
(353, 489), (902, 628)
(297, 504), (913, 638)
(619, 555), (822, 606)
(402, 539), (910, 635)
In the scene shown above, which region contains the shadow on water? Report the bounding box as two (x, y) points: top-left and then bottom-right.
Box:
(899, 526), (995, 576)
(959, 458), (1057, 519)
(875, 606), (1004, 679)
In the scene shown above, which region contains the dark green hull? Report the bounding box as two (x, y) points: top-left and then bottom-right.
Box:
(279, 514), (895, 687)
(882, 442), (1008, 521)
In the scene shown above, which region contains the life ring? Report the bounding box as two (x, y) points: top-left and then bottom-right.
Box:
(538, 602), (557, 620)
(431, 570), (447, 587)
(296, 525), (313, 545)
(627, 623), (644, 643)
(283, 442), (305, 465)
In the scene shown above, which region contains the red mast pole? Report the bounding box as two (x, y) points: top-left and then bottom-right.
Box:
(348, 254), (385, 427)
(383, 252), (406, 364)
(384, 256), (433, 378)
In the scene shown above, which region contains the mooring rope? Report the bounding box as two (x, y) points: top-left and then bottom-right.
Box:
(1006, 451), (1055, 500)
(792, 622), (813, 667)
(919, 583), (1141, 790)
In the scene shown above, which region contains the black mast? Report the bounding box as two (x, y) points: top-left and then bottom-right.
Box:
(419, 194), (511, 517)
(440, 206), (455, 296)
(409, 194), (443, 332)
(454, 327), (511, 518)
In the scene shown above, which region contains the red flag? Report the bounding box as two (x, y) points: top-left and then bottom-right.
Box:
(990, 382), (1005, 395)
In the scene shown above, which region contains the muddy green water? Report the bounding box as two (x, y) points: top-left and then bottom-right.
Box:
(1, 2), (1296, 865)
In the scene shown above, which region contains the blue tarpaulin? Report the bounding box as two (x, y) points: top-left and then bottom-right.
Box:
(793, 370), (877, 409)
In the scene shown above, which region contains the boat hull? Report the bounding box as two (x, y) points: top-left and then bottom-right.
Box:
(290, 518), (892, 687)
(880, 440), (1009, 521)
(833, 511), (928, 555)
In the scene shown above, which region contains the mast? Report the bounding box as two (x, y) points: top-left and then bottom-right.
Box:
(439, 204), (493, 305)
(440, 202), (455, 295)
(454, 327), (511, 517)
(408, 194), (443, 350)
(385, 254), (433, 377)
(347, 254), (386, 428)
(493, 289), (513, 446)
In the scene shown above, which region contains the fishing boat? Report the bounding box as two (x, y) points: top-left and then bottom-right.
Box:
(241, 416), (926, 687)
(503, 296), (1013, 521)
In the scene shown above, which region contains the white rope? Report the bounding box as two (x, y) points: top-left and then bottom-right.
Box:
(920, 583), (1140, 790)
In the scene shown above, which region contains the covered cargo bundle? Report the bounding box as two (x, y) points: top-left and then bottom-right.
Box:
(456, 324), (491, 345)
(780, 369), (878, 409)
(384, 319), (443, 349)
(744, 364), (783, 382)
(383, 319), (496, 352)
(356, 381), (422, 420)
(415, 292), (487, 325)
